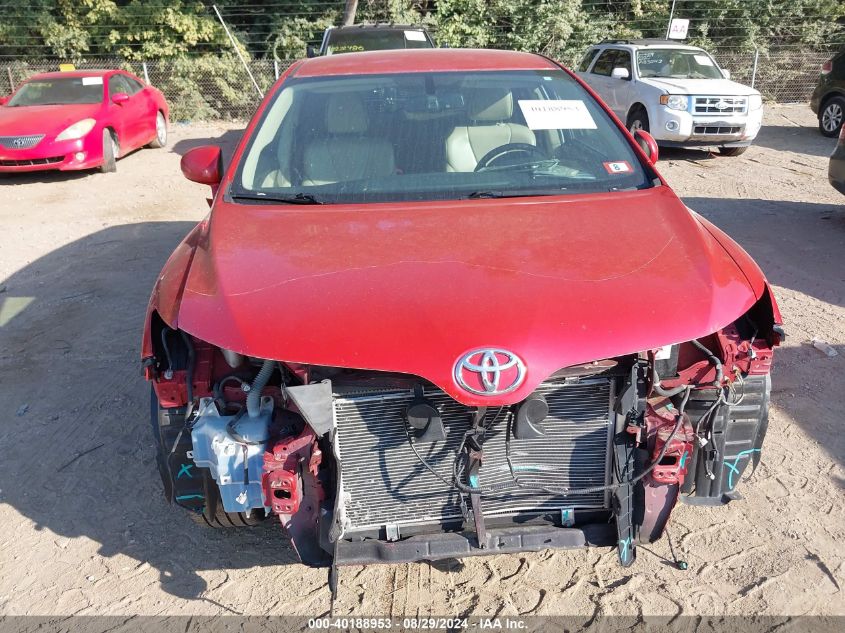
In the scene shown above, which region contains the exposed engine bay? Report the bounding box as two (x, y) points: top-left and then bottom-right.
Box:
(145, 298), (779, 571)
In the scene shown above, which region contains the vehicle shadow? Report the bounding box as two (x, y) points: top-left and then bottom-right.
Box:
(752, 118), (837, 159)
(0, 221), (304, 602)
(683, 197), (845, 308)
(0, 169), (92, 185)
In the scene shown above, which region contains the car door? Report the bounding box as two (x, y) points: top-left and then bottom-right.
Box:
(586, 49), (620, 112)
(607, 49), (636, 118)
(123, 74), (157, 144)
(107, 74), (147, 150)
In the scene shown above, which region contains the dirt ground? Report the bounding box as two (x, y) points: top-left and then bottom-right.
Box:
(0, 105), (843, 619)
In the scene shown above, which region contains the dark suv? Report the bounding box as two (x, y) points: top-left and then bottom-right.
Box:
(811, 48), (845, 137)
(307, 24), (434, 57)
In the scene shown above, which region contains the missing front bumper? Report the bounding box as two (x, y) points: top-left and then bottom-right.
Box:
(334, 523), (616, 565)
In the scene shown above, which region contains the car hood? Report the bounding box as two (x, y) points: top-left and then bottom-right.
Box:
(639, 77), (758, 96)
(0, 103), (100, 136)
(176, 186), (762, 405)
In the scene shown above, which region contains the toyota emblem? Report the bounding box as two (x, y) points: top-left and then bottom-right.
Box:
(454, 349), (526, 396)
(12, 138), (25, 148)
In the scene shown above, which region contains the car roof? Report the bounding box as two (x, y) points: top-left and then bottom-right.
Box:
(595, 40), (704, 51)
(328, 24), (428, 32)
(26, 69), (120, 80)
(293, 48), (557, 78)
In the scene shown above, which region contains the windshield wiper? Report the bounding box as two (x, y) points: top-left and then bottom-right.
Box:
(465, 189), (565, 199)
(230, 191), (324, 205)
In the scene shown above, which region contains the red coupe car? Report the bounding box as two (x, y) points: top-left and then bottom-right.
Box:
(0, 69), (168, 173)
(142, 49), (781, 578)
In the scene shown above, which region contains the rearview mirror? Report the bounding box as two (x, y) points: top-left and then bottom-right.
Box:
(722, 68), (731, 79)
(0, 96), (8, 106)
(111, 92), (129, 105)
(634, 130), (659, 164)
(306, 45), (318, 58)
(181, 145), (223, 186)
(611, 67), (630, 80)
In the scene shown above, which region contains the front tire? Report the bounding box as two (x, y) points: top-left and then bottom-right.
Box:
(718, 146), (749, 157)
(819, 96), (845, 138)
(148, 111), (167, 148)
(150, 387), (266, 529)
(627, 106), (650, 135)
(100, 129), (117, 173)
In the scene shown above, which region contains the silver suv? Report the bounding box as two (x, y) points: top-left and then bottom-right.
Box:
(577, 40), (763, 156)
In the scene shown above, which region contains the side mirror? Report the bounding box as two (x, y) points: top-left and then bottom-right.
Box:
(722, 68), (731, 79)
(0, 96), (8, 106)
(111, 92), (129, 105)
(306, 45), (318, 58)
(181, 145), (223, 186)
(634, 130), (659, 164)
(611, 67), (630, 80)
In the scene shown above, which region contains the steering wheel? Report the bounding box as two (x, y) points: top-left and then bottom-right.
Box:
(474, 143), (548, 172)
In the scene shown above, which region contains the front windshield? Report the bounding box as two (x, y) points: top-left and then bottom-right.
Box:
(637, 49), (724, 79)
(326, 30), (431, 55)
(235, 70), (652, 204)
(7, 77), (104, 106)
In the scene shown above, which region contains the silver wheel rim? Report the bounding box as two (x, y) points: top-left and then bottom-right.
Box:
(823, 103), (843, 132)
(156, 113), (167, 144)
(112, 136), (119, 158)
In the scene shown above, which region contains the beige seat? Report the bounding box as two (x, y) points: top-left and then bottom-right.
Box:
(446, 87), (536, 172)
(261, 93), (395, 188)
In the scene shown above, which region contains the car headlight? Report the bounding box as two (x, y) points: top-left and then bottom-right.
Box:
(748, 94), (763, 111)
(659, 95), (689, 111)
(56, 118), (96, 141)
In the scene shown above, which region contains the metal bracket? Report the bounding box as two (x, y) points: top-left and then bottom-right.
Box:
(385, 524), (400, 542)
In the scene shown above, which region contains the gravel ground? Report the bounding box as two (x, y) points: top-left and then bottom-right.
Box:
(0, 105), (842, 619)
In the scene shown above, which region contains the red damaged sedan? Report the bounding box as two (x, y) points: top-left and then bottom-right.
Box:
(143, 49), (781, 575)
(0, 69), (168, 173)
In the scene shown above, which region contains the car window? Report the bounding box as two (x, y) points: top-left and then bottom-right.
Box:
(614, 50), (632, 76)
(235, 69), (653, 205)
(6, 77), (103, 106)
(325, 29), (432, 55)
(108, 75), (132, 96)
(577, 49), (597, 72)
(590, 50), (618, 77)
(637, 49), (724, 79)
(122, 75), (145, 95)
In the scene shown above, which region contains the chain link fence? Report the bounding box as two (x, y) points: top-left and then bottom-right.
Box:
(710, 48), (831, 103)
(0, 49), (830, 121)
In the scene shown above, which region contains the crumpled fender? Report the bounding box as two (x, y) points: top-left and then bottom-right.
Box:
(141, 219), (209, 360)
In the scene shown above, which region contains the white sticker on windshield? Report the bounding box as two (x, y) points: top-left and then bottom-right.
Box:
(404, 30), (427, 41)
(518, 100), (597, 130)
(81, 76), (103, 85)
(694, 54), (714, 66)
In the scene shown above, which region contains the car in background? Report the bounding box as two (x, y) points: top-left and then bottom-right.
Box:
(810, 48), (845, 137)
(0, 69), (168, 174)
(577, 39), (763, 156)
(830, 125), (845, 194)
(143, 48), (780, 575)
(307, 24), (434, 57)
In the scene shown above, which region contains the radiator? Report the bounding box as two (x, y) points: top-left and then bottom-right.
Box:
(332, 377), (615, 534)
